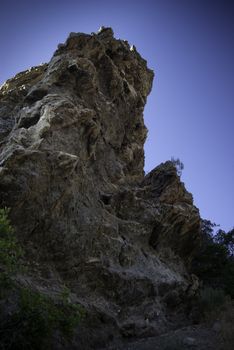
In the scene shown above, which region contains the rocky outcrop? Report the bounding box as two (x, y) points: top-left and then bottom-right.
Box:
(0, 27), (201, 349)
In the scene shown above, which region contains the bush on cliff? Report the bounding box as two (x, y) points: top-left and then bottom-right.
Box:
(0, 208), (23, 271)
(0, 208), (84, 350)
(170, 157), (184, 176)
(191, 219), (234, 299)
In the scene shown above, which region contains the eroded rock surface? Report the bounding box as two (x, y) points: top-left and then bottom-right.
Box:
(0, 27), (201, 349)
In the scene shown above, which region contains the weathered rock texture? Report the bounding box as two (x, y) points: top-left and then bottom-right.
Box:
(0, 28), (201, 349)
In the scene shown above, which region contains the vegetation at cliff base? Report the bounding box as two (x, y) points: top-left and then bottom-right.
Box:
(0, 208), (23, 270)
(191, 219), (234, 299)
(1, 288), (84, 350)
(0, 208), (84, 350)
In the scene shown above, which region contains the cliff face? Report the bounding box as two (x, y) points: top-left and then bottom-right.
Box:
(0, 28), (201, 348)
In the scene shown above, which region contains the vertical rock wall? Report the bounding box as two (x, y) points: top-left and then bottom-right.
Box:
(0, 28), (201, 348)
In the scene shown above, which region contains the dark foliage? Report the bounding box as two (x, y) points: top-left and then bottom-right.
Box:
(170, 157), (184, 176)
(191, 220), (234, 298)
(0, 208), (84, 350)
(0, 288), (83, 350)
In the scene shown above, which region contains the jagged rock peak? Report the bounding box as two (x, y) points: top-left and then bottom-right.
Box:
(0, 29), (201, 349)
(0, 27), (154, 184)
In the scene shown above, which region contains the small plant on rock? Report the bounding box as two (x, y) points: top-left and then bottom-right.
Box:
(0, 208), (24, 292)
(170, 157), (184, 176)
(0, 208), (23, 271)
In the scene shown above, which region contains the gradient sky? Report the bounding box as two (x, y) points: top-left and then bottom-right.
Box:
(0, 0), (233, 231)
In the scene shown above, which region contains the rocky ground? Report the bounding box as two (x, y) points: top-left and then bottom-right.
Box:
(107, 325), (221, 350)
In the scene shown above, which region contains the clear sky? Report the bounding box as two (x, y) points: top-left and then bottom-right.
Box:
(0, 0), (233, 231)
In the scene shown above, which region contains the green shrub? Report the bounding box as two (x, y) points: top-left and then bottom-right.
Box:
(0, 208), (23, 272)
(0, 208), (24, 294)
(191, 220), (234, 298)
(0, 209), (84, 349)
(1, 287), (84, 350)
(197, 287), (227, 318)
(170, 157), (184, 176)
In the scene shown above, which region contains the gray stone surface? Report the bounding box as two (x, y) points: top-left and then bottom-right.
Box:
(0, 28), (202, 349)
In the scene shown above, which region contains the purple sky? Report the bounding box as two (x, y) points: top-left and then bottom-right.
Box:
(0, 0), (233, 231)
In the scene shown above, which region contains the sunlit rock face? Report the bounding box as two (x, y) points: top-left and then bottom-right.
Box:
(0, 28), (201, 349)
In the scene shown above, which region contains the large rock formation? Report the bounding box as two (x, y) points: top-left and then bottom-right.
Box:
(0, 27), (201, 349)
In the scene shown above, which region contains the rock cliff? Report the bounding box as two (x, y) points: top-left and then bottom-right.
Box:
(0, 27), (201, 349)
